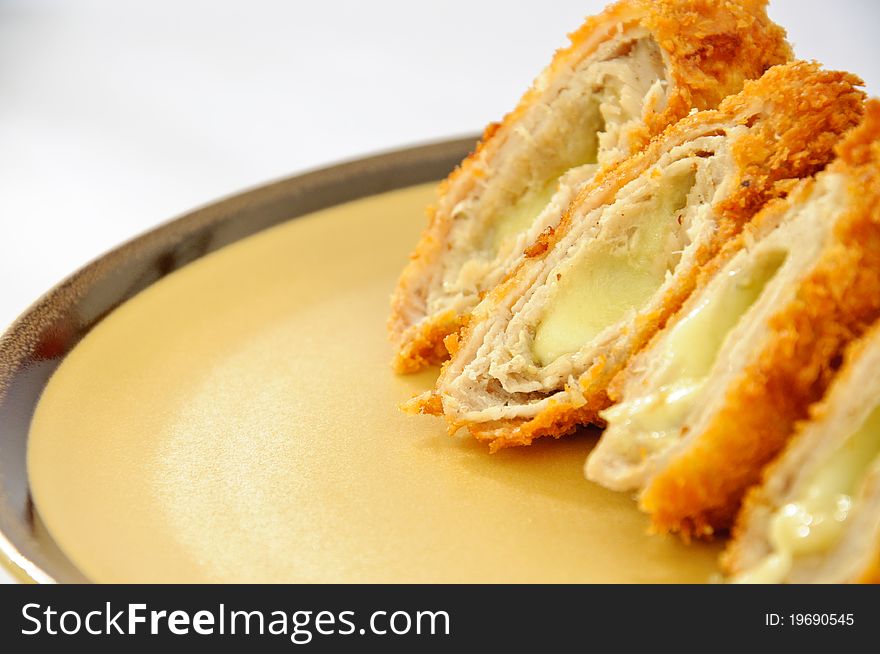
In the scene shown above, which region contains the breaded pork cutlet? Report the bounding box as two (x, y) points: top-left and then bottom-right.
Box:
(725, 313), (880, 583)
(595, 100), (880, 538)
(410, 62), (864, 456)
(389, 0), (791, 373)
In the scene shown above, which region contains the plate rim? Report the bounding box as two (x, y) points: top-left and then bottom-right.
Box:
(0, 135), (476, 583)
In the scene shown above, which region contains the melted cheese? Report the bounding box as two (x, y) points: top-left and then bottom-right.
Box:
(531, 169), (694, 366)
(489, 178), (562, 252)
(602, 248), (786, 458)
(601, 379), (705, 452)
(484, 37), (666, 257)
(733, 404), (880, 584)
(485, 100), (603, 255)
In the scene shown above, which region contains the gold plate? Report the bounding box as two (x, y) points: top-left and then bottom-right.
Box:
(26, 182), (720, 583)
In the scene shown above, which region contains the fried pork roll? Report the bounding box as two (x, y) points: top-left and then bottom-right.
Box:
(389, 0), (791, 373)
(724, 319), (880, 584)
(413, 62), (865, 454)
(593, 100), (880, 538)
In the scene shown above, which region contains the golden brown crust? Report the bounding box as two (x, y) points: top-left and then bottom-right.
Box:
(389, 0), (792, 372)
(722, 318), (880, 578)
(837, 98), (880, 168)
(642, 102), (880, 538)
(431, 62), (865, 452)
(856, 549), (880, 583)
(522, 226), (556, 259)
(608, 204), (782, 402)
(469, 392), (609, 453)
(607, 185), (812, 404)
(392, 310), (463, 374)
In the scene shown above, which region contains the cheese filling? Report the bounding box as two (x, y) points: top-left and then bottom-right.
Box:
(482, 38), (665, 256)
(531, 168), (695, 367)
(485, 109), (602, 256)
(601, 247), (787, 457)
(488, 177), (567, 252)
(732, 404), (880, 584)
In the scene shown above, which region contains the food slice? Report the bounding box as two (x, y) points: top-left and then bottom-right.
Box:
(389, 0), (792, 373)
(724, 319), (880, 584)
(594, 100), (880, 538)
(413, 62), (865, 453)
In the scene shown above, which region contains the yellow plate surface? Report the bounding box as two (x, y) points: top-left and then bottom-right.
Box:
(27, 183), (719, 583)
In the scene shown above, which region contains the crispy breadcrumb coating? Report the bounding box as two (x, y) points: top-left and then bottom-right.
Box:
(389, 0), (792, 373)
(419, 62), (864, 454)
(642, 100), (880, 538)
(722, 313), (880, 579)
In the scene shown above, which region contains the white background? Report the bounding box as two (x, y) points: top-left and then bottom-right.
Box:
(1, 1), (878, 583)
